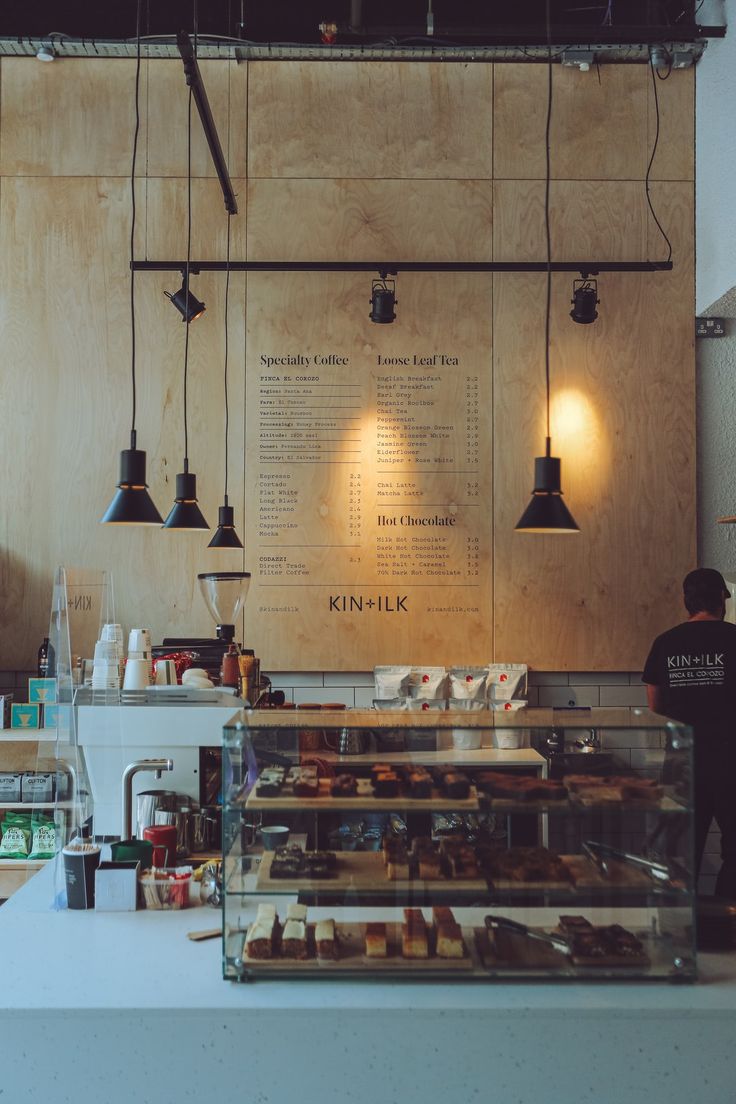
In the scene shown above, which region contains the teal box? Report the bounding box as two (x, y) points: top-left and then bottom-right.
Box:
(29, 678), (56, 705)
(11, 703), (40, 730)
(43, 704), (59, 729)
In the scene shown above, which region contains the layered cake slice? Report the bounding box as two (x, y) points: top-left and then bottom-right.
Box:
(365, 921), (388, 958)
(315, 918), (338, 961)
(281, 919), (308, 959)
(402, 908), (429, 959)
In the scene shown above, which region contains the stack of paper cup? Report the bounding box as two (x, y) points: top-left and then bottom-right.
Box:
(127, 628), (151, 660)
(100, 623), (124, 678)
(125, 629), (152, 688)
(91, 639), (121, 690)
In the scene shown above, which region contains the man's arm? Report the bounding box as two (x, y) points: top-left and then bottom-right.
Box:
(645, 683), (665, 715)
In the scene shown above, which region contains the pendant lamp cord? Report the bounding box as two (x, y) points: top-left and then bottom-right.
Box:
(544, 0), (552, 446)
(183, 83), (193, 472)
(130, 0), (142, 448)
(646, 49), (673, 264)
(224, 212), (232, 505)
(182, 0), (198, 474)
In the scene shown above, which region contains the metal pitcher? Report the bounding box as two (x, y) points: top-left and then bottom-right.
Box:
(135, 790), (177, 839)
(338, 728), (367, 755)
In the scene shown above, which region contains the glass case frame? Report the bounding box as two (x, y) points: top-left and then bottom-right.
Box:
(222, 708), (695, 983)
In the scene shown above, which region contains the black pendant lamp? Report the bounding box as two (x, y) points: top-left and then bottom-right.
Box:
(101, 2), (163, 527)
(515, 3), (579, 536)
(164, 83), (209, 533)
(515, 437), (579, 533)
(102, 431), (164, 526)
(209, 213), (244, 549)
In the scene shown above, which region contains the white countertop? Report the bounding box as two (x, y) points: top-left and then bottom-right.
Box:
(3, 863), (736, 1104)
(1, 861), (733, 1014)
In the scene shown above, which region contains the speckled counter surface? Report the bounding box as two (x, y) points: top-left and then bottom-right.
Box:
(2, 863), (735, 1104)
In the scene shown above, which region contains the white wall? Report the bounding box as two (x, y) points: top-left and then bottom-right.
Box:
(696, 0), (733, 312)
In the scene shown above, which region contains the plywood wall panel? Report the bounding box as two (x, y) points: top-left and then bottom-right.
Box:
(647, 68), (694, 181)
(494, 64), (648, 181)
(493, 175), (695, 670)
(145, 60), (247, 179)
(247, 179), (493, 261)
(248, 62), (493, 179)
(0, 177), (245, 668)
(0, 59), (148, 177)
(0, 58), (695, 671)
(493, 180), (647, 261)
(144, 178), (247, 260)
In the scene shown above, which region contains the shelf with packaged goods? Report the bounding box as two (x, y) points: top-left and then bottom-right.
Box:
(0, 802), (76, 811)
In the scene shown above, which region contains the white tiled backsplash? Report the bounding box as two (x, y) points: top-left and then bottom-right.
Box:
(0, 667), (718, 894)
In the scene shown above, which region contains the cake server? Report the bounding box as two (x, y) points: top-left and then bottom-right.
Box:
(485, 915), (571, 955)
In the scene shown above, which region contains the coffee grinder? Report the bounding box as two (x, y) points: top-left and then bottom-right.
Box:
(154, 571), (252, 682)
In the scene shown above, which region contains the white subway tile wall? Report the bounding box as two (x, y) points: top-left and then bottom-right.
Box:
(0, 666), (719, 893)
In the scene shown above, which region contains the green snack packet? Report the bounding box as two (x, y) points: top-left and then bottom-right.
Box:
(0, 812), (33, 859)
(29, 814), (57, 860)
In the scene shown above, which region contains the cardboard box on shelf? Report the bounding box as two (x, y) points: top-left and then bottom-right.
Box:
(10, 703), (40, 730)
(28, 678), (56, 705)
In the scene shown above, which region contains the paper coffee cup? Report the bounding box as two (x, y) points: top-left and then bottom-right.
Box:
(123, 658), (151, 690)
(63, 843), (101, 909)
(154, 659), (177, 686)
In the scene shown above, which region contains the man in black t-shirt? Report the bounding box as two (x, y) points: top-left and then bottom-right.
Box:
(643, 567), (736, 897)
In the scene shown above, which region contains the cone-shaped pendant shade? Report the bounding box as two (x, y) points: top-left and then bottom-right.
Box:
(101, 445), (164, 526)
(163, 470), (210, 531)
(208, 503), (243, 549)
(515, 441), (579, 534)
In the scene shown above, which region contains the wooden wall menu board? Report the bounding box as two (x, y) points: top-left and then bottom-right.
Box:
(246, 274), (493, 669)
(0, 59), (695, 671)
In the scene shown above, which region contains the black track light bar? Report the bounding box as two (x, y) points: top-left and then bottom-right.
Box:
(132, 260), (672, 275)
(176, 31), (238, 216)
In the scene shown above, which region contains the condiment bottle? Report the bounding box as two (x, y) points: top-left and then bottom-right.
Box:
(220, 644), (240, 688)
(37, 637), (50, 678)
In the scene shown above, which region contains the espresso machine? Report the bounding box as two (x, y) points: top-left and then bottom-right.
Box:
(153, 571), (252, 682)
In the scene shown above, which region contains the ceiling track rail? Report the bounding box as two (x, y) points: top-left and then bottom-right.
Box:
(132, 260), (673, 277)
(176, 30), (237, 215)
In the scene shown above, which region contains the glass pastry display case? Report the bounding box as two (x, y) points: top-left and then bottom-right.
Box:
(221, 708), (695, 982)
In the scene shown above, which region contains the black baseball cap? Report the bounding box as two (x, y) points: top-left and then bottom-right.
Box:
(683, 568), (730, 612)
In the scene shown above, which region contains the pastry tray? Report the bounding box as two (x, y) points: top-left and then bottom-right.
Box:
(232, 921), (480, 974)
(244, 784), (480, 812)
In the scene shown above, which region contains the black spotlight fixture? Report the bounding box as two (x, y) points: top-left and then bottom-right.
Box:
(101, 5), (163, 527)
(370, 274), (397, 324)
(570, 278), (599, 325)
(165, 275), (206, 323)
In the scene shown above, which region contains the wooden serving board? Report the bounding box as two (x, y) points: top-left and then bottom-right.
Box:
(245, 784), (480, 813)
(256, 849), (489, 893)
(477, 925), (650, 970)
(239, 922), (480, 973)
